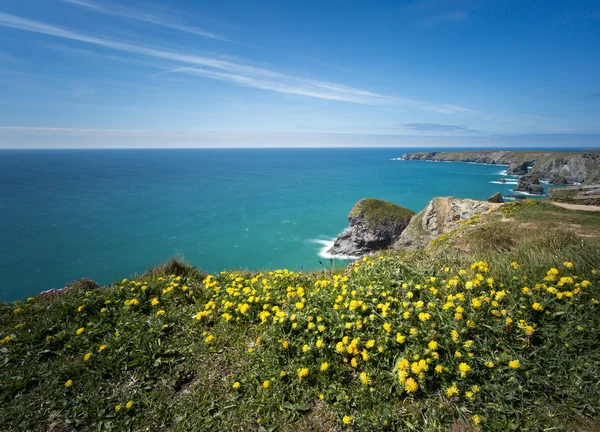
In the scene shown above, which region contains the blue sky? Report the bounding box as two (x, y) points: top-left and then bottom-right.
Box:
(0, 0), (599, 148)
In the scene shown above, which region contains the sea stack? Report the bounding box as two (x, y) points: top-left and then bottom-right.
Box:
(327, 198), (415, 257)
(514, 173), (544, 195)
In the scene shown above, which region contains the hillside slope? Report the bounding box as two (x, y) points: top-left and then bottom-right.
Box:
(1, 201), (600, 431)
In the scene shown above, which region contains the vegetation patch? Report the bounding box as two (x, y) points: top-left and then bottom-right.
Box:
(350, 198), (416, 230)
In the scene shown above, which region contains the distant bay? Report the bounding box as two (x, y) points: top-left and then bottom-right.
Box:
(0, 147), (556, 301)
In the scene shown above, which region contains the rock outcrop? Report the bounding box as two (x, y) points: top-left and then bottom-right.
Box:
(514, 173), (544, 195)
(486, 192), (504, 203)
(327, 198), (415, 257)
(506, 161), (532, 175)
(400, 151), (600, 185)
(393, 197), (502, 250)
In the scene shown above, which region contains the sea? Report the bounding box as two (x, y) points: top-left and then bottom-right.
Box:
(0, 147), (561, 301)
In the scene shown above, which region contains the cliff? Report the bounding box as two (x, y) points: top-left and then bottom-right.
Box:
(327, 198), (415, 256)
(401, 150), (600, 185)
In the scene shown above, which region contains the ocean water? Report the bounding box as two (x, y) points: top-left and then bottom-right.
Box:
(1, 148), (534, 301)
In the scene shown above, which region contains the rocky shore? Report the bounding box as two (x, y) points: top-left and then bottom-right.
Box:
(400, 150), (600, 185)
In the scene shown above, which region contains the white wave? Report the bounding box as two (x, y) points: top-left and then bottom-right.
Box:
(510, 189), (546, 197)
(489, 180), (518, 185)
(390, 157), (404, 161)
(308, 239), (361, 260)
(503, 196), (517, 201)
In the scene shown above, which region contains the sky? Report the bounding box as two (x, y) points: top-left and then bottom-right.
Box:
(0, 0), (599, 148)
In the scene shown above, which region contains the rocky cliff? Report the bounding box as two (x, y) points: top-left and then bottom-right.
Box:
(327, 198), (415, 257)
(393, 197), (502, 249)
(400, 150), (600, 185)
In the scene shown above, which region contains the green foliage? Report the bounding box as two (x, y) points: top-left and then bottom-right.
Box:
(350, 198), (416, 229)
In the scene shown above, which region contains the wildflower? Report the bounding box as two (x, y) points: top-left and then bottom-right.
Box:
(98, 345), (107, 352)
(156, 309), (165, 316)
(563, 261), (574, 269)
(458, 362), (471, 377)
(151, 297), (160, 306)
(484, 361), (495, 368)
(262, 380), (271, 389)
(64, 379), (73, 388)
(509, 359), (521, 369)
(351, 357), (358, 368)
(76, 327), (85, 335)
(365, 339), (376, 348)
(320, 362), (329, 371)
(316, 339), (323, 348)
(83, 352), (92, 361)
(115, 404), (121, 412)
(126, 400), (133, 409)
(77, 305), (86, 312)
(532, 303), (543, 311)
(435, 365), (444, 373)
(428, 340), (438, 350)
(472, 414), (482, 425)
(297, 368), (309, 379)
(395, 333), (406, 344)
(404, 378), (418, 393)
(233, 382), (241, 389)
(342, 416), (352, 425)
(383, 323), (392, 332)
(204, 335), (214, 343)
(418, 312), (431, 322)
(100, 307), (107, 313)
(445, 385), (459, 397)
(359, 371), (371, 385)
(280, 370), (287, 377)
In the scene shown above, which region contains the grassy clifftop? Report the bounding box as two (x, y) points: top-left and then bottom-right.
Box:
(349, 198), (416, 229)
(2, 201), (600, 431)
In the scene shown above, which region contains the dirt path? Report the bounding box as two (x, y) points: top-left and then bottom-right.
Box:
(549, 202), (600, 212)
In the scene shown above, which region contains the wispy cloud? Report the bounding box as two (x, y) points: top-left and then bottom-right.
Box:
(61, 0), (230, 42)
(403, 122), (479, 132)
(2, 127), (598, 149)
(0, 12), (467, 110)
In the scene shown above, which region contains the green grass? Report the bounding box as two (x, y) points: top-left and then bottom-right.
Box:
(349, 198), (416, 229)
(1, 201), (600, 431)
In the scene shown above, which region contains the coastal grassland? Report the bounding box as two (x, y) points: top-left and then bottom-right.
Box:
(1, 202), (600, 431)
(349, 198), (416, 229)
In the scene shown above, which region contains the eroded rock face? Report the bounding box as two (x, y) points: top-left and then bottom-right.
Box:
(514, 173), (544, 195)
(507, 161), (532, 175)
(393, 197), (502, 249)
(327, 198), (415, 257)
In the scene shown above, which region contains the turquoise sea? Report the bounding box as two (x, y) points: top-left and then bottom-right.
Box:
(1, 148), (546, 301)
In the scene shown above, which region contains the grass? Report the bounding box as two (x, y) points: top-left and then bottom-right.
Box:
(1, 201), (600, 431)
(349, 198), (416, 230)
